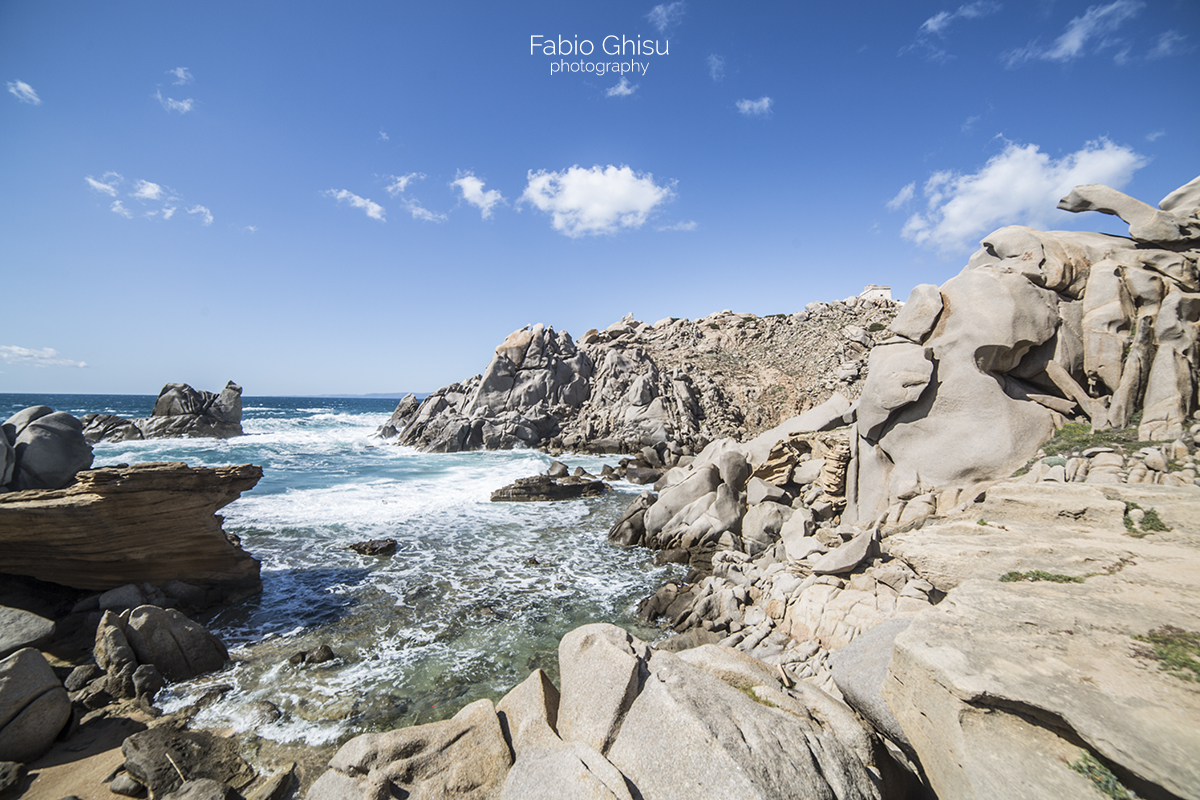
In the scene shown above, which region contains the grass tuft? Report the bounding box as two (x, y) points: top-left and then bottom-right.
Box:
(1133, 625), (1200, 683)
(1000, 570), (1085, 584)
(1069, 751), (1136, 799)
(1139, 508), (1170, 532)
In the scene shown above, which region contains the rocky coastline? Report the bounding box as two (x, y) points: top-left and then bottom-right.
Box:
(3, 176), (1199, 800)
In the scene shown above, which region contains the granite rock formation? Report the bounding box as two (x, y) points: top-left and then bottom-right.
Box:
(0, 462), (262, 604)
(383, 298), (900, 455)
(82, 381), (244, 443)
(2, 406), (94, 492)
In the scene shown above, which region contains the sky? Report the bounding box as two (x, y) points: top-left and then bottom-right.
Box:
(2, 0), (1198, 396)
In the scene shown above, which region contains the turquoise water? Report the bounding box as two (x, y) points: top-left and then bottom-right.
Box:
(1, 394), (677, 746)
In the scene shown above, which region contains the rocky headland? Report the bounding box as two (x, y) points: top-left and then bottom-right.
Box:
(4, 177), (1199, 800)
(82, 382), (245, 443)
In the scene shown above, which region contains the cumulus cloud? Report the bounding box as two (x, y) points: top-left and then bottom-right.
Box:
(451, 172), (505, 219)
(162, 206), (176, 220)
(7, 80), (41, 105)
(606, 77), (637, 97)
(188, 204), (214, 226)
(707, 54), (725, 81)
(521, 164), (674, 238)
(736, 97), (772, 116)
(385, 172), (424, 196)
(887, 182), (916, 211)
(86, 173), (122, 196)
(326, 189), (385, 221)
(900, 138), (1146, 251)
(0, 345), (87, 368)
(647, 2), (685, 32)
(1149, 30), (1187, 59)
(1003, 0), (1142, 67)
(155, 89), (194, 114)
(111, 200), (133, 219)
(132, 180), (165, 201)
(169, 67), (193, 85)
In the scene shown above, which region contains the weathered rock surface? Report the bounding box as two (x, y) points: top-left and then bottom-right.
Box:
(2, 407), (94, 491)
(490, 474), (609, 501)
(0, 462), (262, 603)
(0, 647), (71, 764)
(306, 698), (513, 800)
(122, 725), (256, 799)
(0, 607), (56, 660)
(384, 298), (901, 455)
(82, 381), (244, 443)
(882, 480), (1200, 800)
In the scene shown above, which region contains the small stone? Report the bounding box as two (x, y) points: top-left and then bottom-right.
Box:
(110, 772), (147, 797)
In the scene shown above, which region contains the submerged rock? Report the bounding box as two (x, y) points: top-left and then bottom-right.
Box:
(347, 538), (397, 556)
(490, 475), (608, 501)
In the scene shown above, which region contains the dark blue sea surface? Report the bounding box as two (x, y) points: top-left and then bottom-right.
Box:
(1, 393), (676, 745)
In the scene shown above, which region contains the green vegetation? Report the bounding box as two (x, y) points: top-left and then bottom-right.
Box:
(707, 322), (720, 330)
(1140, 508), (1170, 532)
(1134, 625), (1200, 683)
(977, 518), (988, 526)
(1123, 502), (1171, 537)
(1038, 421), (1162, 458)
(1069, 752), (1137, 799)
(867, 322), (886, 332)
(740, 685), (778, 708)
(1000, 570), (1084, 584)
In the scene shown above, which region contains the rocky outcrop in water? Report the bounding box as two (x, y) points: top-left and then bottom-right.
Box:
(382, 298), (900, 455)
(0, 461), (262, 604)
(82, 381), (244, 443)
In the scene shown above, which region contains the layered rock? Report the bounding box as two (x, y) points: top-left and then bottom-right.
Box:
(0, 462), (262, 604)
(384, 299), (900, 455)
(82, 381), (244, 443)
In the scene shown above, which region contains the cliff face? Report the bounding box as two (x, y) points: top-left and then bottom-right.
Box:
(0, 462), (262, 604)
(384, 299), (901, 455)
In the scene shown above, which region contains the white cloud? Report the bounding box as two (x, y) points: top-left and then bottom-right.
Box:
(7, 80), (41, 105)
(162, 206), (177, 220)
(900, 138), (1147, 251)
(132, 180), (164, 201)
(961, 114), (981, 133)
(707, 54), (725, 81)
(920, 1), (1001, 35)
(647, 1), (685, 32)
(326, 189), (385, 221)
(111, 200), (133, 219)
(736, 96), (772, 116)
(188, 204), (214, 226)
(886, 182), (916, 211)
(1149, 30), (1187, 59)
(404, 200), (447, 223)
(657, 220), (697, 232)
(521, 164), (674, 238)
(244, 225), (257, 233)
(452, 172), (505, 219)
(1146, 130), (1165, 142)
(86, 173), (121, 196)
(155, 89), (194, 114)
(606, 77), (637, 97)
(379, 130), (389, 141)
(168, 67), (193, 85)
(1003, 0), (1142, 66)
(0, 345), (87, 368)
(385, 172), (424, 196)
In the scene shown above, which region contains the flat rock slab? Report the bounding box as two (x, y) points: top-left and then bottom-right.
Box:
(882, 480), (1200, 800)
(830, 617), (912, 751)
(812, 529), (877, 574)
(491, 475), (609, 502)
(0, 607), (55, 660)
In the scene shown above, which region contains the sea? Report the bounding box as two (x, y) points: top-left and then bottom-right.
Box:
(1, 393), (680, 748)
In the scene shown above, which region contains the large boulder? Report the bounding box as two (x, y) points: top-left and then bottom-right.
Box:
(0, 607), (55, 660)
(5, 408), (93, 491)
(122, 725), (256, 798)
(0, 647), (71, 764)
(83, 382), (244, 443)
(122, 606), (229, 682)
(306, 699), (513, 800)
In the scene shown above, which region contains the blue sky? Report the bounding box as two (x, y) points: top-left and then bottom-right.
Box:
(2, 0), (1197, 395)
